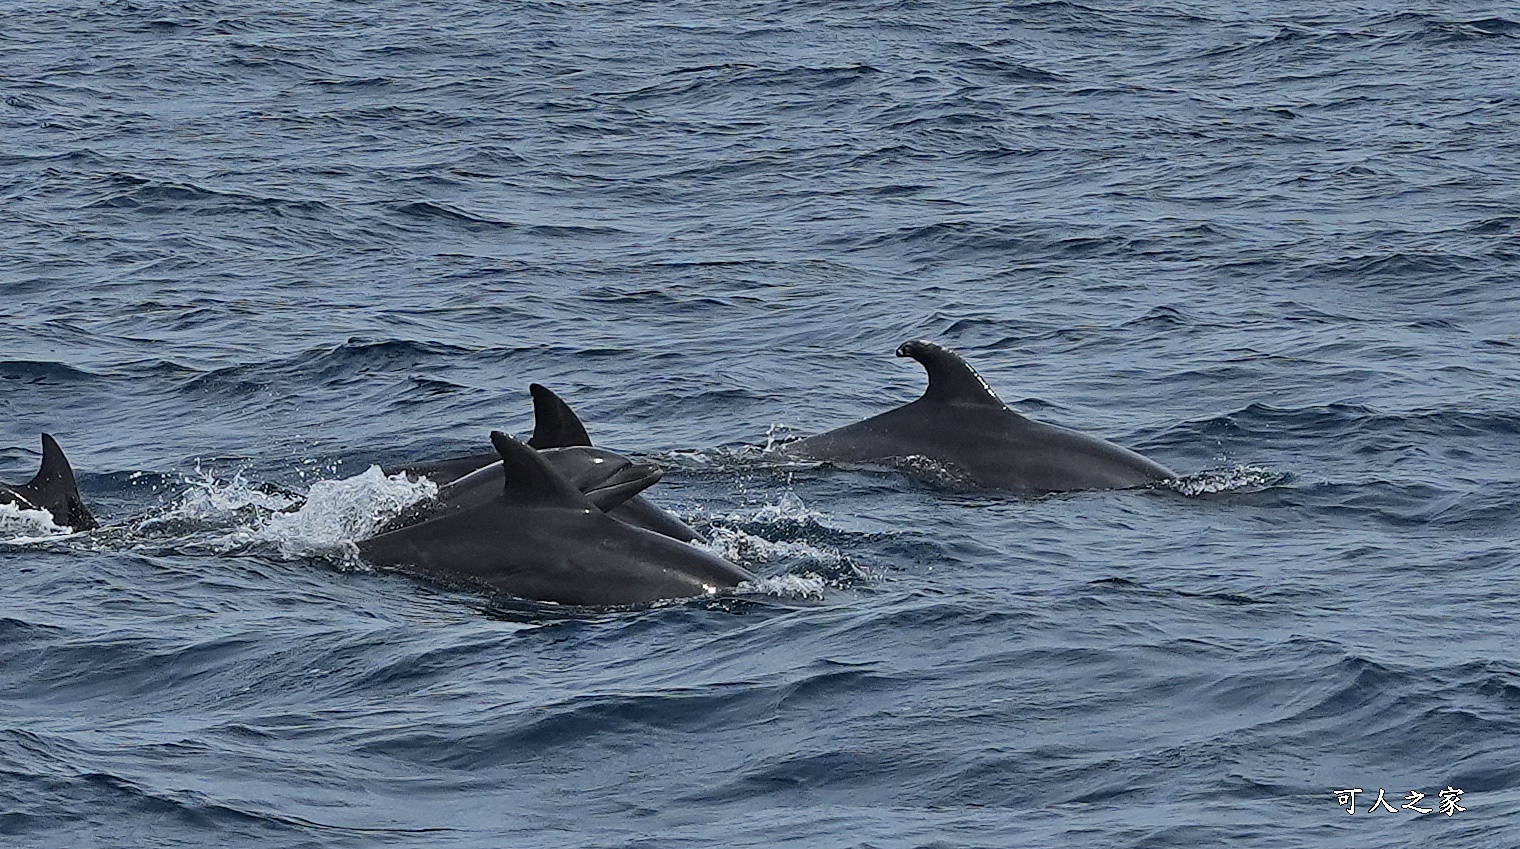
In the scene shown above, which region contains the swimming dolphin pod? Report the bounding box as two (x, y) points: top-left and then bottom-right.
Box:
(358, 432), (754, 607)
(9, 339), (1182, 607)
(785, 340), (1176, 494)
(0, 434), (97, 531)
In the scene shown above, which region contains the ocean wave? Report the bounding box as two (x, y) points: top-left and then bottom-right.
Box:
(176, 338), (476, 396)
(85, 175), (333, 218)
(0, 360), (104, 384)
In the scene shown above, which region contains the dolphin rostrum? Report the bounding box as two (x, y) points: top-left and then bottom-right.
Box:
(0, 433), (97, 530)
(784, 340), (1176, 494)
(358, 432), (754, 606)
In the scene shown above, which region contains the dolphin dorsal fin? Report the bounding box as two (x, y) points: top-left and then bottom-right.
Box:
(490, 431), (595, 508)
(26, 433), (97, 530)
(896, 340), (1007, 408)
(527, 383), (593, 449)
(27, 433), (73, 492)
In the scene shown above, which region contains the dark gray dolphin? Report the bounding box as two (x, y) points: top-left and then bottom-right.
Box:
(358, 432), (754, 607)
(784, 340), (1176, 494)
(380, 445), (663, 535)
(393, 384), (707, 544)
(0, 434), (97, 531)
(525, 383), (708, 544)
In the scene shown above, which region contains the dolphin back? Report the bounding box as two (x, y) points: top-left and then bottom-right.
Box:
(786, 341), (1176, 494)
(358, 432), (751, 606)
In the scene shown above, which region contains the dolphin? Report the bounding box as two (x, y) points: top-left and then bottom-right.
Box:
(524, 383), (709, 543)
(380, 445), (663, 535)
(358, 432), (754, 606)
(0, 433), (97, 530)
(784, 340), (1176, 494)
(394, 384), (708, 544)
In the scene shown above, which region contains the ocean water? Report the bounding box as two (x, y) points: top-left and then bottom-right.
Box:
(3, 0), (1518, 846)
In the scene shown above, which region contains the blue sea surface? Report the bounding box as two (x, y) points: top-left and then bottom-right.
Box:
(3, 1), (1518, 846)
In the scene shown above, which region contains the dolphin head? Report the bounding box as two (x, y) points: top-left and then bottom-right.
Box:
(537, 446), (662, 511)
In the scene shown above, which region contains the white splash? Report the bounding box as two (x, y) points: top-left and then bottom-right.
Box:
(0, 501), (72, 542)
(166, 466), (300, 520)
(706, 524), (847, 569)
(1166, 465), (1284, 496)
(761, 423), (797, 453)
(734, 491), (828, 526)
(704, 492), (867, 594)
(740, 572), (829, 600)
(226, 466), (436, 559)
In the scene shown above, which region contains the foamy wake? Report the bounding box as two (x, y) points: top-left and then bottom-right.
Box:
(729, 491), (830, 527)
(1166, 465), (1287, 496)
(707, 492), (864, 599)
(741, 572), (829, 600)
(708, 525), (843, 568)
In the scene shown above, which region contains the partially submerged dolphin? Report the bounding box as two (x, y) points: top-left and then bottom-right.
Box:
(381, 445), (663, 534)
(395, 383), (707, 544)
(0, 433), (97, 530)
(525, 384), (709, 543)
(359, 432), (753, 606)
(784, 340), (1175, 494)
